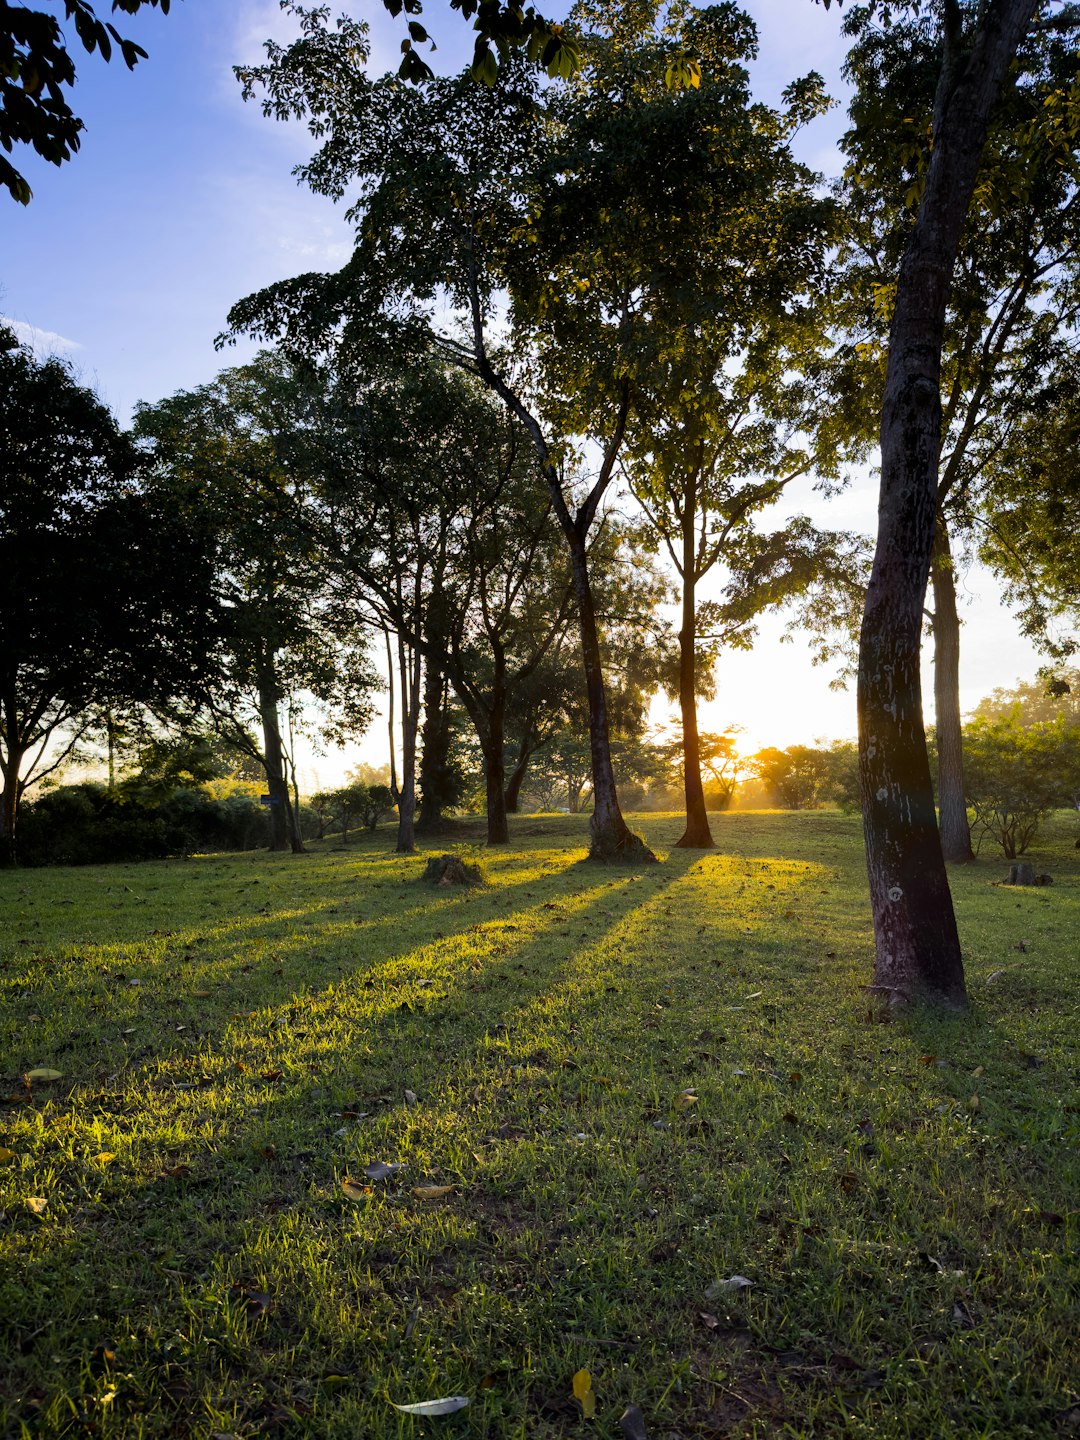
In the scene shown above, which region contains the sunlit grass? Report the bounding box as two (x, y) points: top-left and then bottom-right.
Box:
(1, 810), (1077, 1438)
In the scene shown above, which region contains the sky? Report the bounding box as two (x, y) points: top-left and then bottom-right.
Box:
(2, 0), (1049, 790)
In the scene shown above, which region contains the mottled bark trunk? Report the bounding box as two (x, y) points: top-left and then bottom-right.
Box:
(258, 674), (291, 854)
(676, 489), (714, 849)
(858, 0), (1035, 1007)
(932, 521), (974, 864)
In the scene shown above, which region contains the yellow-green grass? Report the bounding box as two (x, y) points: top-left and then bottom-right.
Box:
(0, 810), (1076, 1439)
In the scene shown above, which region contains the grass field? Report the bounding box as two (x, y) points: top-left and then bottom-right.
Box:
(1, 810), (1077, 1439)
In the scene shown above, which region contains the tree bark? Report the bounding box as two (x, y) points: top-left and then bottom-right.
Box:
(858, 0), (1037, 1008)
(0, 744), (23, 868)
(258, 666), (292, 853)
(395, 632), (422, 854)
(504, 730), (536, 814)
(417, 662), (453, 832)
(675, 478), (715, 849)
(483, 699), (509, 845)
(567, 531), (652, 860)
(932, 519), (974, 864)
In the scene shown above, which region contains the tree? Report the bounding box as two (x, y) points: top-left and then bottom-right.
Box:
(0, 327), (218, 864)
(838, 5), (1080, 867)
(749, 745), (833, 810)
(964, 713), (1080, 856)
(226, 26), (662, 859)
(841, 0), (1046, 1008)
(1, 0), (172, 202)
(134, 355), (376, 855)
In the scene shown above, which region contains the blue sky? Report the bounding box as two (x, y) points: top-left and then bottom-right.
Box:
(1, 0), (1046, 783)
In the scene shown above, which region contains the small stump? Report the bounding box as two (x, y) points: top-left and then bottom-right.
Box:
(422, 853), (484, 888)
(1003, 863), (1052, 886)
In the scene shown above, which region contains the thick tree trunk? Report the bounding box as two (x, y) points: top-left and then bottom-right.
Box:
(417, 664), (453, 832)
(675, 492), (714, 849)
(932, 520), (974, 864)
(258, 673), (292, 854)
(858, 0), (1036, 1008)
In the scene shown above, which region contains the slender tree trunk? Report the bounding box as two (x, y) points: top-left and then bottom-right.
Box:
(858, 0), (1035, 1007)
(258, 664), (292, 853)
(385, 628), (400, 805)
(395, 633), (421, 854)
(504, 731), (535, 814)
(932, 519), (974, 864)
(676, 489), (714, 849)
(566, 532), (654, 861)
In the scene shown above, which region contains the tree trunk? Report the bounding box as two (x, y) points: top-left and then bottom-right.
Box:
(567, 531), (654, 861)
(417, 663), (453, 832)
(0, 745), (23, 868)
(395, 633), (421, 854)
(932, 519), (974, 864)
(857, 0), (1036, 1008)
(504, 733), (534, 814)
(482, 688), (509, 846)
(258, 669), (291, 854)
(675, 486), (715, 849)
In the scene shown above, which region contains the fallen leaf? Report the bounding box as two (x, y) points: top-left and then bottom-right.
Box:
(619, 1403), (650, 1440)
(404, 1089), (418, 1106)
(91, 1152), (117, 1164)
(341, 1177), (373, 1202)
(0, 1147), (16, 1165)
(363, 1160), (403, 1182)
(674, 1091), (698, 1111)
(572, 1369), (596, 1419)
(260, 1069), (283, 1082)
(972, 1065), (984, 1078)
(412, 1185), (455, 1200)
(837, 1171), (859, 1194)
(1037, 1209), (1065, 1226)
(968, 1093), (981, 1112)
(917, 1054), (936, 1066)
(698, 1311), (720, 1329)
(392, 1396), (471, 1416)
(788, 1072), (802, 1087)
(27, 1196), (48, 1215)
(26, 1068), (63, 1082)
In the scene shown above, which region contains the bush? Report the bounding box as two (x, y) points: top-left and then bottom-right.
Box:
(16, 781), (273, 866)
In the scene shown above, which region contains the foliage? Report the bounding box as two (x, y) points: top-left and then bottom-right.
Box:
(0, 0), (171, 202)
(15, 779), (275, 865)
(748, 744), (835, 810)
(963, 713), (1080, 857)
(334, 782), (396, 839)
(972, 668), (1080, 726)
(0, 327), (219, 863)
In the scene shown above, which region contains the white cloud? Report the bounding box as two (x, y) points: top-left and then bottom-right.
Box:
(1, 316), (82, 354)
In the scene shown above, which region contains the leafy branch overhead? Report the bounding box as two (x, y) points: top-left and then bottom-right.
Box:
(0, 0), (170, 202)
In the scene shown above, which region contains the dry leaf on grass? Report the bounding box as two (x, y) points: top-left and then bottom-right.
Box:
(26, 1068), (63, 1082)
(26, 1196), (48, 1215)
(412, 1185), (455, 1200)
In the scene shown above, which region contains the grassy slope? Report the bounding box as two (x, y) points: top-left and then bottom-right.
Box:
(0, 811), (1076, 1440)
